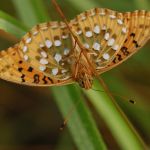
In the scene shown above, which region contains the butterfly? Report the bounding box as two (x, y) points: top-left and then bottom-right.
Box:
(0, 8), (150, 89)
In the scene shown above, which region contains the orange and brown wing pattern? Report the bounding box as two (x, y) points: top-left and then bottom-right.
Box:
(101, 10), (150, 73)
(17, 21), (74, 81)
(70, 8), (130, 71)
(0, 22), (76, 86)
(0, 45), (73, 86)
(0, 8), (150, 87)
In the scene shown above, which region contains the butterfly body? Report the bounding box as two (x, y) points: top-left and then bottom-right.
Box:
(72, 47), (94, 89)
(0, 8), (150, 88)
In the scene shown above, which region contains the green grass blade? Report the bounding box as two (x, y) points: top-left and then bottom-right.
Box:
(133, 0), (150, 9)
(0, 10), (27, 38)
(103, 73), (150, 138)
(85, 80), (147, 150)
(63, 0), (100, 11)
(12, 0), (49, 28)
(52, 85), (107, 150)
(59, 0), (148, 149)
(30, 0), (50, 22)
(12, 0), (38, 28)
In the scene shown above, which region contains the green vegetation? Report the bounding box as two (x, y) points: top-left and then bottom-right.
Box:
(0, 0), (149, 149)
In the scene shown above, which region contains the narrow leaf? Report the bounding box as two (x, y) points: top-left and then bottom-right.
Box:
(0, 11), (27, 38)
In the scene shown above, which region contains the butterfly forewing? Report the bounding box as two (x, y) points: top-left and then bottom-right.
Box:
(70, 8), (129, 72)
(0, 22), (75, 86)
(17, 21), (75, 85)
(102, 10), (150, 73)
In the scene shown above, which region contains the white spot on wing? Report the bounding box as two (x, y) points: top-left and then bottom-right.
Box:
(99, 12), (105, 16)
(40, 58), (48, 65)
(112, 44), (119, 51)
(108, 38), (115, 46)
(26, 38), (32, 44)
(61, 62), (64, 66)
(33, 31), (38, 36)
(93, 25), (100, 34)
(117, 19), (123, 25)
(51, 25), (58, 29)
(122, 27), (127, 33)
(40, 44), (44, 48)
(45, 40), (52, 48)
(84, 43), (90, 49)
(102, 25), (106, 30)
(23, 46), (28, 52)
(81, 16), (86, 20)
(42, 26), (48, 30)
(109, 15), (116, 19)
(40, 51), (47, 58)
(54, 40), (62, 47)
(64, 48), (70, 55)
(52, 68), (58, 75)
(61, 69), (67, 73)
(24, 55), (29, 61)
(76, 30), (82, 35)
(39, 65), (46, 71)
(62, 34), (69, 39)
(54, 53), (62, 63)
(85, 31), (93, 38)
(103, 53), (110, 60)
(91, 11), (95, 16)
(104, 33), (110, 40)
(93, 42), (101, 51)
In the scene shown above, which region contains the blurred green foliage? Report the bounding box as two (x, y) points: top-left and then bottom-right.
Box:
(0, 0), (149, 150)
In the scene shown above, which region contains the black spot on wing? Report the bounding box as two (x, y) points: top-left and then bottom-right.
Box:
(19, 60), (23, 64)
(42, 76), (48, 84)
(33, 74), (40, 84)
(133, 40), (140, 48)
(130, 33), (135, 37)
(48, 77), (53, 83)
(117, 54), (123, 61)
(18, 67), (23, 72)
(21, 74), (25, 82)
(27, 66), (33, 72)
(121, 47), (130, 56)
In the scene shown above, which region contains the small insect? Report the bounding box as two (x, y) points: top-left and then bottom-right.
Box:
(0, 6), (150, 89)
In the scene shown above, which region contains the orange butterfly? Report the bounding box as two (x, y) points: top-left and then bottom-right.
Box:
(0, 6), (150, 89)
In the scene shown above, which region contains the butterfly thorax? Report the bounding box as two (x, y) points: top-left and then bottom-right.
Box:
(72, 49), (94, 89)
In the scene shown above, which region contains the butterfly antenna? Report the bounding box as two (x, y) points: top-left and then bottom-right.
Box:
(95, 76), (136, 104)
(92, 88), (136, 104)
(51, 0), (77, 39)
(60, 98), (81, 131)
(51, 0), (85, 65)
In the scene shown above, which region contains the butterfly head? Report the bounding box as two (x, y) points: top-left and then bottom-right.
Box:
(77, 73), (93, 90)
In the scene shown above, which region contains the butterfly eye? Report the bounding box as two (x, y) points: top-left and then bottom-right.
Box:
(89, 78), (93, 84)
(78, 80), (84, 88)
